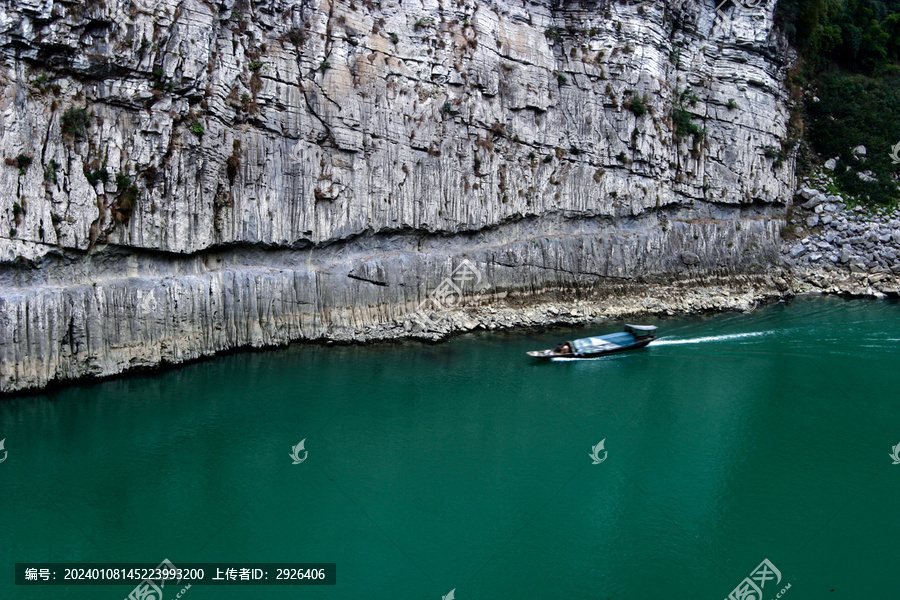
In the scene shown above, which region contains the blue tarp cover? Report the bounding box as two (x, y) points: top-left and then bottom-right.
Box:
(570, 332), (636, 355)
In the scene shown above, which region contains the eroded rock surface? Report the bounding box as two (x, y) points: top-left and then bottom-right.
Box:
(0, 0), (796, 392)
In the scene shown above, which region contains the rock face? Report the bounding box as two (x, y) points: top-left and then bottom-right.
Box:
(0, 0), (796, 392)
(784, 186), (900, 277)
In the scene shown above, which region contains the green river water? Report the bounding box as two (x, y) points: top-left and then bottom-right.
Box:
(2, 295), (899, 599)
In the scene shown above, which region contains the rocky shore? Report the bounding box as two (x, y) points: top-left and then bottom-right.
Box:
(400, 178), (900, 340)
(0, 269), (794, 396)
(782, 180), (900, 298)
(352, 272), (788, 340)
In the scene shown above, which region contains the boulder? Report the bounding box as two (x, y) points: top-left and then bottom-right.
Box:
(858, 170), (877, 183)
(798, 187), (819, 201)
(840, 247), (852, 263)
(806, 214), (820, 228)
(801, 195), (825, 209)
(680, 251), (700, 266)
(791, 243), (807, 258)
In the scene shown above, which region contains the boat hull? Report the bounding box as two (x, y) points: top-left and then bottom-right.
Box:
(527, 337), (654, 359)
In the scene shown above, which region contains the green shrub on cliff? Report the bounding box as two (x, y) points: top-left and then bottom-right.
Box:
(85, 167), (109, 186)
(672, 89), (704, 140)
(44, 159), (60, 183)
(114, 174), (139, 222)
(13, 154), (32, 175)
(61, 108), (89, 139)
(628, 93), (649, 116)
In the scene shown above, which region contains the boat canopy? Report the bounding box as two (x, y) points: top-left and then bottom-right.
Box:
(625, 324), (657, 336)
(570, 332), (635, 355)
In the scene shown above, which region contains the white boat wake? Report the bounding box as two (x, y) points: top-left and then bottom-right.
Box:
(649, 331), (774, 346)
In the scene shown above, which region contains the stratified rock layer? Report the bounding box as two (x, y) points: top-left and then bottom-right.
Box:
(0, 0), (795, 392)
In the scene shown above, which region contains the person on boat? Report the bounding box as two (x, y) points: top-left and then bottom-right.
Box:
(555, 343), (571, 354)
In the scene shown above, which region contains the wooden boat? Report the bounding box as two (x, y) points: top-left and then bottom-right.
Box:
(527, 324), (658, 359)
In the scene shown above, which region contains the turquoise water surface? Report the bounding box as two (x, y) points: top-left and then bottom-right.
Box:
(2, 296), (899, 599)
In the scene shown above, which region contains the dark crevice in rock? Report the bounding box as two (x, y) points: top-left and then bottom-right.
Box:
(347, 273), (388, 286)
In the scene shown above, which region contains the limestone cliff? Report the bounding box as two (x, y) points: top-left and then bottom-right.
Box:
(0, 0), (796, 392)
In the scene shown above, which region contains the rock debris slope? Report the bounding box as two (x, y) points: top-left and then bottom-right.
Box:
(0, 0), (795, 392)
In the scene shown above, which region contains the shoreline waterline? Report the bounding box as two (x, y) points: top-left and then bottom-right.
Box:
(3, 264), (898, 397)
